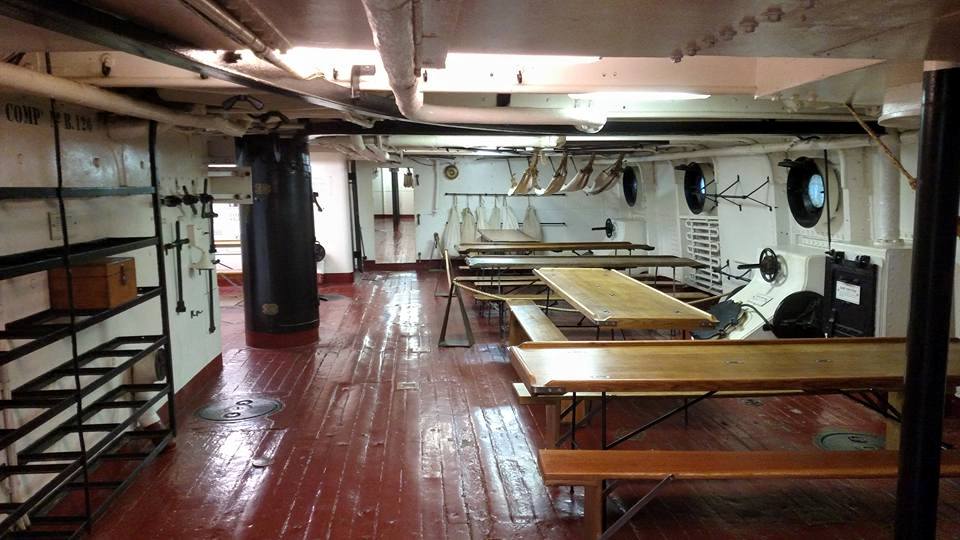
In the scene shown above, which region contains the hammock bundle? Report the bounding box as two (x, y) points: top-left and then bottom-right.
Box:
(522, 204), (543, 240)
(508, 152), (542, 195)
(441, 197), (461, 255)
(559, 154), (595, 193)
(460, 205), (478, 243)
(584, 154), (626, 195)
(502, 196), (520, 230)
(486, 196), (502, 229)
(476, 196), (491, 230)
(535, 154), (569, 196)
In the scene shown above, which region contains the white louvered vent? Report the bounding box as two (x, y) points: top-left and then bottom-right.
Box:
(681, 217), (722, 295)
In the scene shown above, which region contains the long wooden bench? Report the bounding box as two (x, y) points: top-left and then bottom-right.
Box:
(506, 299), (567, 345)
(475, 292), (552, 302)
(454, 275), (538, 282)
(513, 382), (804, 448)
(512, 382), (802, 405)
(540, 449), (960, 539)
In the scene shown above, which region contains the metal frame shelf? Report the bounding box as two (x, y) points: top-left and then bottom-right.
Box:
(0, 381), (171, 533)
(0, 335), (165, 451)
(0, 186), (155, 200)
(0, 237), (159, 281)
(0, 287), (163, 366)
(0, 114), (176, 538)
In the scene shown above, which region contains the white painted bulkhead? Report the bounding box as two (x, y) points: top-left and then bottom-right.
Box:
(0, 93), (222, 504)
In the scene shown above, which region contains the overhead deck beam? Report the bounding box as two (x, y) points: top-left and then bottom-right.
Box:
(305, 119), (883, 137)
(0, 0), (401, 120)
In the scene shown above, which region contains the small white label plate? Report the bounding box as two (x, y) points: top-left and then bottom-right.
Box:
(836, 281), (861, 305)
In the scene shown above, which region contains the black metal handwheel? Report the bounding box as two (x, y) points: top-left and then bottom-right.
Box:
(738, 247), (781, 283)
(591, 218), (616, 238)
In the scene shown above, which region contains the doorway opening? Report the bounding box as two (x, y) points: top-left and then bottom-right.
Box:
(374, 167), (416, 264)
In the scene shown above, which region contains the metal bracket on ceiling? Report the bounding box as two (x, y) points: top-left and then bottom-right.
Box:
(350, 65), (376, 99)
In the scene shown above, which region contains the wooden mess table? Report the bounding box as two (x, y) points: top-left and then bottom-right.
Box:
(458, 241), (655, 254)
(510, 337), (960, 449)
(534, 268), (716, 333)
(477, 229), (535, 243)
(465, 255), (705, 271)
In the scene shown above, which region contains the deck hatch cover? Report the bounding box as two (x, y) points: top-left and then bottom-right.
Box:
(197, 397), (282, 422)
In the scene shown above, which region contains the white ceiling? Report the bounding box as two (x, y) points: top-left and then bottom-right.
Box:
(84, 0), (960, 61)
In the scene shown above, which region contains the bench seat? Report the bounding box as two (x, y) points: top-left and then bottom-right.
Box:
(454, 275), (538, 282)
(540, 449), (960, 539)
(476, 293), (553, 302)
(506, 300), (567, 344)
(511, 382), (802, 405)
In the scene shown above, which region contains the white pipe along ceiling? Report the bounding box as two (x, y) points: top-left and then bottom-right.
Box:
(359, 0), (606, 133)
(633, 136), (873, 162)
(179, 0), (303, 77)
(0, 62), (250, 136)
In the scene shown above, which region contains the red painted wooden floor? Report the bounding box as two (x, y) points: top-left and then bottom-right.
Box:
(90, 271), (960, 539)
(374, 216), (417, 264)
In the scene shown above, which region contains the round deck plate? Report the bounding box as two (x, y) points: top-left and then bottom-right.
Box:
(814, 429), (884, 451)
(197, 397), (282, 422)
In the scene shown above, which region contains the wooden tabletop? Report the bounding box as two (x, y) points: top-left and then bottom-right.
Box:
(458, 241), (654, 253)
(477, 229), (536, 242)
(465, 255), (706, 270)
(509, 338), (960, 395)
(534, 268), (716, 330)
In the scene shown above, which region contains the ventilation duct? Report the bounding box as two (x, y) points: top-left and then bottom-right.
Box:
(0, 62), (249, 136)
(359, 0), (606, 133)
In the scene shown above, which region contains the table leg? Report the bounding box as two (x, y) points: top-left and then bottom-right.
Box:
(600, 391), (608, 531)
(600, 392), (607, 450)
(886, 391), (904, 450)
(497, 268), (504, 334)
(571, 392), (577, 449)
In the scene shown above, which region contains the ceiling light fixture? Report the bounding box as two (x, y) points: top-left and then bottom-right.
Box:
(281, 47), (599, 76)
(569, 91), (712, 103)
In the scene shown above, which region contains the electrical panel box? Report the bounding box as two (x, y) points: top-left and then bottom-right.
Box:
(822, 251), (878, 337)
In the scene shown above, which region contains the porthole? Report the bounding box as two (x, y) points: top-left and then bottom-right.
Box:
(622, 166), (639, 207)
(677, 162), (716, 215)
(784, 157), (832, 228)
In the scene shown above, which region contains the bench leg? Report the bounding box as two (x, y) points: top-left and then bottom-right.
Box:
(545, 403), (560, 447)
(583, 484), (603, 540)
(886, 391), (904, 450)
(507, 312), (528, 346)
(599, 475), (674, 540)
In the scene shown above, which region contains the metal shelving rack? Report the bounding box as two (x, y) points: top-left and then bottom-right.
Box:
(0, 119), (175, 538)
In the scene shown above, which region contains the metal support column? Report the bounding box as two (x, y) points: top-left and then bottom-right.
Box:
(237, 134), (320, 348)
(390, 167), (401, 228)
(348, 160), (365, 272)
(895, 63), (960, 539)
